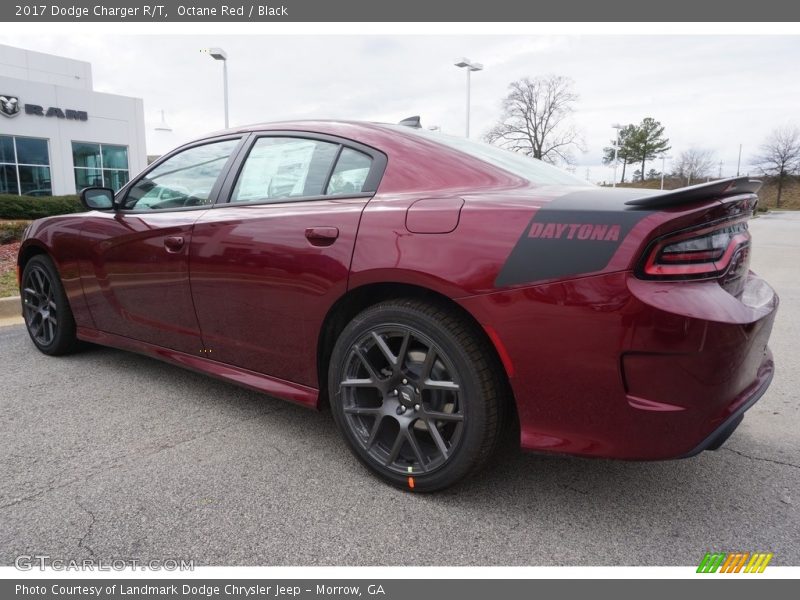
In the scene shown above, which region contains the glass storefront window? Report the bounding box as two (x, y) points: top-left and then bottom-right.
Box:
(73, 142), (129, 192)
(0, 135), (52, 196)
(102, 145), (128, 169)
(103, 169), (129, 191)
(74, 168), (104, 190)
(0, 164), (19, 194)
(0, 136), (14, 164)
(18, 166), (53, 195)
(15, 138), (50, 165)
(72, 142), (102, 169)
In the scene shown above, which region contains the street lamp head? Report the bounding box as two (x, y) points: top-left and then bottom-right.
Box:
(454, 57), (482, 139)
(154, 109), (172, 132)
(611, 123), (624, 130)
(201, 47), (228, 61)
(454, 57), (483, 71)
(201, 47), (230, 128)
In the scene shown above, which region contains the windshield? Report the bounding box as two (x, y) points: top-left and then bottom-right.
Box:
(387, 125), (591, 187)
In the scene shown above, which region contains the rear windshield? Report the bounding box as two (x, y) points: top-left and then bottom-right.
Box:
(387, 125), (590, 187)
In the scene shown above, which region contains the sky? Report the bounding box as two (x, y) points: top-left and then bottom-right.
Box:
(2, 34), (799, 183)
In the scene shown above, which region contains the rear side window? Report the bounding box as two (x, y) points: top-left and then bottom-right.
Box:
(231, 137), (339, 203)
(230, 137), (377, 204)
(326, 148), (372, 195)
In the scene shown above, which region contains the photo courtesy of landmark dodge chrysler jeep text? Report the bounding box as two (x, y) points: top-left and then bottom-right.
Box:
(17, 119), (778, 491)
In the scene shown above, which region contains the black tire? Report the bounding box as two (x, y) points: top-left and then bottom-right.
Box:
(328, 298), (506, 492)
(21, 254), (80, 356)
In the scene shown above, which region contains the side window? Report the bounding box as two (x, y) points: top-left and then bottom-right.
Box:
(231, 137), (339, 203)
(122, 139), (239, 210)
(326, 148), (372, 196)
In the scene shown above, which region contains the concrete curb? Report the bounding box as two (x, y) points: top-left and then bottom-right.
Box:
(0, 296), (21, 319)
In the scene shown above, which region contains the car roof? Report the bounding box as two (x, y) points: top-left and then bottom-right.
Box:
(183, 120), (457, 176)
(197, 119), (404, 143)
(185, 119), (583, 193)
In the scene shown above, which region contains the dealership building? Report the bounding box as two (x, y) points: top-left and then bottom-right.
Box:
(0, 44), (146, 196)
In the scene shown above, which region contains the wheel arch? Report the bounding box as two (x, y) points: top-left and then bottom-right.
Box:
(316, 281), (516, 415)
(17, 240), (49, 270)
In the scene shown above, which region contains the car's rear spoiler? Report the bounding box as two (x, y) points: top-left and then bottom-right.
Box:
(625, 177), (762, 208)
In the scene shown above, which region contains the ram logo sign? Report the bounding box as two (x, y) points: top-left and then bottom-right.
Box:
(0, 93), (87, 121)
(696, 552), (773, 573)
(0, 94), (21, 118)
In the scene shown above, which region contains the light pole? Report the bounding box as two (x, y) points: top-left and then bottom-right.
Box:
(736, 144), (742, 176)
(454, 58), (483, 138)
(202, 47), (229, 128)
(660, 154), (672, 190)
(611, 123), (623, 188)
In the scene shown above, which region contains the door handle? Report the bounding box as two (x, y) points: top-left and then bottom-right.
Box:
(164, 236), (185, 253)
(305, 227), (339, 246)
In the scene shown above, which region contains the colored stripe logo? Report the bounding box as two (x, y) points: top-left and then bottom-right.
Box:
(697, 552), (773, 573)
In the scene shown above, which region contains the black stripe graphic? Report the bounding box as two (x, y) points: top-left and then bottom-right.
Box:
(494, 189), (655, 287)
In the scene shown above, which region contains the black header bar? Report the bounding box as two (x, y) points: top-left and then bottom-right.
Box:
(1, 0), (798, 22)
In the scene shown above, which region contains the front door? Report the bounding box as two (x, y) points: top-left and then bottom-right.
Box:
(80, 137), (243, 354)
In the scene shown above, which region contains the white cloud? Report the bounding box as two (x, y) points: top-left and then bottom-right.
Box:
(3, 34), (798, 182)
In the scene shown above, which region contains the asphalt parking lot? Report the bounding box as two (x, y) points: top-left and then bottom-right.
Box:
(0, 213), (798, 566)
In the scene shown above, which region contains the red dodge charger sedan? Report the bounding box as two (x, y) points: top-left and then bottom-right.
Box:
(17, 120), (778, 491)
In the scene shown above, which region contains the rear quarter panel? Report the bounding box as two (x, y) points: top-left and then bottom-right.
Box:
(352, 186), (760, 298)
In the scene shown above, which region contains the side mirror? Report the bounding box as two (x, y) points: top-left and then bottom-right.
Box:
(80, 187), (115, 211)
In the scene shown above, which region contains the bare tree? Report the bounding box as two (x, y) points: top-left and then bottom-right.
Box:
(752, 125), (800, 208)
(674, 148), (716, 185)
(485, 75), (585, 165)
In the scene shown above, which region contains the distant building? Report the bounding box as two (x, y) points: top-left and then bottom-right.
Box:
(0, 44), (146, 196)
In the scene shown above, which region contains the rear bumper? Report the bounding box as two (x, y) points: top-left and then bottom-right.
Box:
(458, 270), (778, 460)
(679, 355), (773, 457)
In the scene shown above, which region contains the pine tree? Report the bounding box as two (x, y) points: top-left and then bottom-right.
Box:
(628, 118), (671, 181)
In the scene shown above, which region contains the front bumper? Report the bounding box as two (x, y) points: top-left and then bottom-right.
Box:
(458, 270), (778, 460)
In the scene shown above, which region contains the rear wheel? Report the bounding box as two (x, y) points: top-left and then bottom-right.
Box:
(21, 255), (79, 356)
(328, 299), (505, 491)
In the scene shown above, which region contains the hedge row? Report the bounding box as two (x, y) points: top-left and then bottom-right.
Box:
(0, 194), (83, 220)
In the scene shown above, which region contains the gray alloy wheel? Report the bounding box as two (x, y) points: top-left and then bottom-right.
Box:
(22, 262), (59, 347)
(329, 299), (505, 492)
(339, 324), (466, 476)
(21, 255), (79, 355)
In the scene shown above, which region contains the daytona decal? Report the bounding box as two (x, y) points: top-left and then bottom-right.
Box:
(495, 194), (653, 287)
(528, 222), (621, 241)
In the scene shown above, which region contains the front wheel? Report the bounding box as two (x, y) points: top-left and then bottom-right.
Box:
(21, 254), (79, 356)
(328, 299), (506, 492)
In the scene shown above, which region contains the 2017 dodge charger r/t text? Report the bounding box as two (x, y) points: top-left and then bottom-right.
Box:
(17, 120), (778, 491)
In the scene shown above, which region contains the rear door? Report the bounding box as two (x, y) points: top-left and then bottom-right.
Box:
(189, 133), (386, 386)
(80, 136), (244, 353)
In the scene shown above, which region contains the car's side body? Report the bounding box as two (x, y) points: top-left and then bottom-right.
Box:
(18, 120), (777, 465)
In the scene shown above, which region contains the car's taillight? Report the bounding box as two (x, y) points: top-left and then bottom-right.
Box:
(639, 218), (751, 280)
